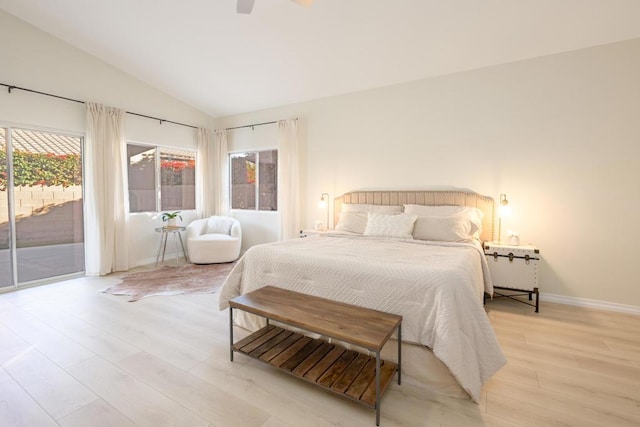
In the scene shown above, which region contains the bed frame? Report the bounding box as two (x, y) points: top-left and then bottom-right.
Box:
(334, 190), (495, 242)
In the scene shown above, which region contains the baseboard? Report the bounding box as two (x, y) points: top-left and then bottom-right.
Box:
(540, 292), (640, 316)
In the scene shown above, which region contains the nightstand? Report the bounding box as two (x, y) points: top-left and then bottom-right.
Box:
(484, 242), (540, 312)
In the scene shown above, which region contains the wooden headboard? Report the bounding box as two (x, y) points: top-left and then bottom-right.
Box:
(334, 190), (495, 242)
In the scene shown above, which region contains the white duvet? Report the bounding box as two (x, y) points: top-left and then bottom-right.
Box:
(218, 233), (506, 402)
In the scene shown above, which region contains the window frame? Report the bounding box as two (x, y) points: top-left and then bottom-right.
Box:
(229, 148), (278, 212)
(126, 142), (196, 213)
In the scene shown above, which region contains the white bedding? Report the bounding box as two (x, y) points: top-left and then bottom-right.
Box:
(218, 233), (506, 402)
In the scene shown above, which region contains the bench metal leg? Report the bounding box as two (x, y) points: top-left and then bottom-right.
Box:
(397, 323), (402, 385)
(375, 351), (381, 426)
(229, 307), (234, 362)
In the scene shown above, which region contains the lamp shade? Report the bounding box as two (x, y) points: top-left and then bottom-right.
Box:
(499, 203), (512, 217)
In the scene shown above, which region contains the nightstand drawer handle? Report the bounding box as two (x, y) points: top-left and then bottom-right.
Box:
(525, 254), (530, 264)
(508, 252), (514, 262)
(493, 252), (498, 261)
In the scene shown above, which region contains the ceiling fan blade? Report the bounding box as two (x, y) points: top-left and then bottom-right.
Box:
(291, 0), (314, 7)
(237, 0), (255, 14)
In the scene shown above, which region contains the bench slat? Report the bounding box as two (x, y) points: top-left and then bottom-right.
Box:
(303, 346), (346, 382)
(292, 342), (334, 377)
(248, 329), (293, 358)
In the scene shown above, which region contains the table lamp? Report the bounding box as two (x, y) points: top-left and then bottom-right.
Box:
(497, 193), (511, 243)
(318, 193), (329, 231)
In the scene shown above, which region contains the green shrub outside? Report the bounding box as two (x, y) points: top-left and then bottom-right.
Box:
(0, 150), (82, 191)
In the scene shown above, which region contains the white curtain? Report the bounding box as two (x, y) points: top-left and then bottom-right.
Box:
(196, 128), (215, 218)
(213, 129), (229, 216)
(84, 103), (129, 276)
(277, 119), (299, 240)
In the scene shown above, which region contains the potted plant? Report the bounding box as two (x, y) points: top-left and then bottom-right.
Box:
(161, 211), (182, 227)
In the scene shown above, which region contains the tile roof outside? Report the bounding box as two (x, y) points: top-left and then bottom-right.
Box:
(0, 128), (81, 155)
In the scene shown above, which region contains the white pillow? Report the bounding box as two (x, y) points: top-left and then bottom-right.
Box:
(403, 205), (483, 238)
(335, 212), (368, 234)
(342, 203), (402, 214)
(207, 217), (234, 235)
(412, 215), (473, 242)
(364, 213), (417, 239)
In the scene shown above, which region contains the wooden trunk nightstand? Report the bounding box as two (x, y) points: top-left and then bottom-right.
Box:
(485, 242), (541, 312)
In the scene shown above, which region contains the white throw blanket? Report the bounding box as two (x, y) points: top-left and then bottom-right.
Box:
(218, 234), (506, 402)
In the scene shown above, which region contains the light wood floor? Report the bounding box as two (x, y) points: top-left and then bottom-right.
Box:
(0, 275), (639, 427)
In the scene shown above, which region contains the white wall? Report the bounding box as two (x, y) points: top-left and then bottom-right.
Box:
(0, 10), (212, 267)
(215, 38), (640, 309)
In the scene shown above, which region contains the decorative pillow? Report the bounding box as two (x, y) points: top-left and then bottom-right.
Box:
(335, 212), (368, 234)
(207, 217), (234, 235)
(342, 203), (402, 214)
(403, 205), (483, 238)
(412, 215), (473, 242)
(363, 213), (417, 239)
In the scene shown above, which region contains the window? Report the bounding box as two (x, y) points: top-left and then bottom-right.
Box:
(160, 149), (196, 211)
(127, 144), (195, 213)
(230, 150), (277, 211)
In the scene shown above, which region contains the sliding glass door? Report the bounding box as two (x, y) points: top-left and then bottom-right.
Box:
(0, 129), (12, 288)
(0, 126), (84, 287)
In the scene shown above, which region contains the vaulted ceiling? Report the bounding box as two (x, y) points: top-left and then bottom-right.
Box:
(2, 0), (640, 117)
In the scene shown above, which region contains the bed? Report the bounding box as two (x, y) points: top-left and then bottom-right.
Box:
(218, 190), (506, 403)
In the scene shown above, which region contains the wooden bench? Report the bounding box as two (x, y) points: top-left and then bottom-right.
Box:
(229, 286), (402, 426)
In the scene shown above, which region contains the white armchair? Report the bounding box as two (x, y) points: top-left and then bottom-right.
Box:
(186, 216), (242, 264)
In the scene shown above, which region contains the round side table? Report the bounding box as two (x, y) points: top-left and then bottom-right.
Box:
(154, 226), (188, 266)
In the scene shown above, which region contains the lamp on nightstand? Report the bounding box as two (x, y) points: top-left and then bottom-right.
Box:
(318, 193), (329, 231)
(497, 193), (511, 243)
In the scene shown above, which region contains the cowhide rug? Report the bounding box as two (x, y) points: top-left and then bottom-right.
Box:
(102, 262), (235, 302)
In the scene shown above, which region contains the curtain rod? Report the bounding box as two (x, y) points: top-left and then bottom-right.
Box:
(225, 117), (297, 131)
(225, 120), (277, 131)
(1, 82), (199, 130)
